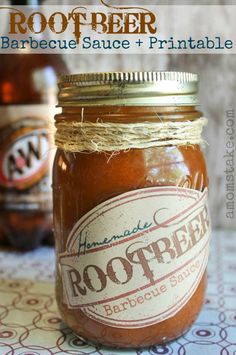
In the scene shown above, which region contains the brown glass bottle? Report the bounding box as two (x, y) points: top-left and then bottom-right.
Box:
(0, 1), (68, 250)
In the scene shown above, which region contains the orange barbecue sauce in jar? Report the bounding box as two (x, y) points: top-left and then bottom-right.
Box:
(53, 72), (211, 348)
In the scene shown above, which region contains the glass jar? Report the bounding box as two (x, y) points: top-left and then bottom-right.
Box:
(53, 72), (211, 348)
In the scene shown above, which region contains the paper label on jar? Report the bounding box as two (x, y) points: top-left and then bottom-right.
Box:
(60, 187), (211, 329)
(0, 105), (56, 211)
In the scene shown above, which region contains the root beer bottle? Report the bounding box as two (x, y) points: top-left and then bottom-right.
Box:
(0, 0), (67, 250)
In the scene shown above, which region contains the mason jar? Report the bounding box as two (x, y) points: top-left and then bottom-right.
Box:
(53, 71), (211, 348)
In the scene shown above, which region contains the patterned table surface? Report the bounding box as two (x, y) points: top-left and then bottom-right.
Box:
(0, 230), (235, 355)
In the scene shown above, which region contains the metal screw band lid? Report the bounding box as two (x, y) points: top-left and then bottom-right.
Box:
(58, 71), (199, 107)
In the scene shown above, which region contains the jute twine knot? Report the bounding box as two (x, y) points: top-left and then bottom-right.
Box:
(55, 117), (207, 153)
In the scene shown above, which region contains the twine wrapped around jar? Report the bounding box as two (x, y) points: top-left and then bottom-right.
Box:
(54, 117), (207, 153)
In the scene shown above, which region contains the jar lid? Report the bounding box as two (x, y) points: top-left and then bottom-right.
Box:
(58, 71), (199, 107)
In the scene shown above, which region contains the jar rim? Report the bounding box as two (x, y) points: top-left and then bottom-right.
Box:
(58, 71), (199, 107)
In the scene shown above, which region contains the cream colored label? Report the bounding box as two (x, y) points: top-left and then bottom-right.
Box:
(0, 105), (57, 127)
(60, 187), (211, 329)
